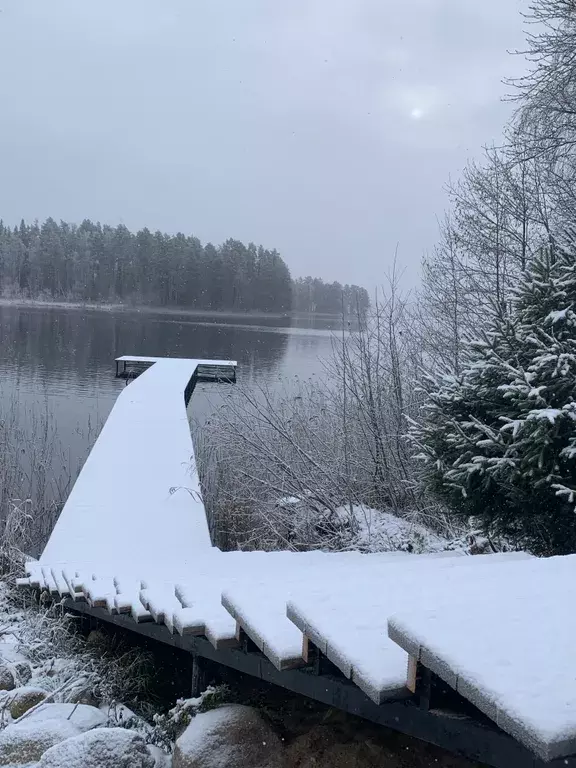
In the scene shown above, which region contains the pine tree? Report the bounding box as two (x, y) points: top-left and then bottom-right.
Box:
(411, 238), (576, 555)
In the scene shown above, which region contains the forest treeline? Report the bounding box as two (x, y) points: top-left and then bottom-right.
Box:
(292, 277), (369, 315)
(0, 219), (369, 315)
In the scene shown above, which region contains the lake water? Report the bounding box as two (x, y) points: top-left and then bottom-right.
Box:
(0, 304), (340, 503)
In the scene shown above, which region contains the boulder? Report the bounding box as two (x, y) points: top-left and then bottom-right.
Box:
(0, 702), (107, 764)
(39, 727), (156, 768)
(0, 718), (80, 764)
(9, 686), (48, 719)
(173, 705), (281, 768)
(0, 663), (16, 691)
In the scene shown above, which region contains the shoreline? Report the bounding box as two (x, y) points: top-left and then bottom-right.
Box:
(0, 297), (342, 322)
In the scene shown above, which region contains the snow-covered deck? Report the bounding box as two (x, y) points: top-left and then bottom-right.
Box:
(389, 554), (576, 762)
(41, 357), (235, 567)
(29, 548), (576, 763)
(18, 357), (576, 766)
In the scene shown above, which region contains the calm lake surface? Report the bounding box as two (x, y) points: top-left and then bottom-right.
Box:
(0, 304), (341, 501)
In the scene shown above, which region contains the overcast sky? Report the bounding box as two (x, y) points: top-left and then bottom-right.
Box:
(0, 0), (527, 291)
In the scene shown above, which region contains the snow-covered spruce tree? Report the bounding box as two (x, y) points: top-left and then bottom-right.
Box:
(411, 240), (576, 555)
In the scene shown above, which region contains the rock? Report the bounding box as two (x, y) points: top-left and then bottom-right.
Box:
(0, 663), (16, 691)
(0, 702), (107, 765)
(39, 727), (156, 768)
(466, 534), (493, 555)
(65, 677), (99, 707)
(9, 686), (48, 719)
(13, 660), (33, 685)
(67, 687), (99, 707)
(0, 718), (80, 764)
(173, 704), (281, 768)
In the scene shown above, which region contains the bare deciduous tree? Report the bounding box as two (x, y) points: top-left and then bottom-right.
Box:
(194, 267), (454, 553)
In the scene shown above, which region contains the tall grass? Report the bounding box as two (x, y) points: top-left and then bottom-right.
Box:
(0, 390), (99, 572)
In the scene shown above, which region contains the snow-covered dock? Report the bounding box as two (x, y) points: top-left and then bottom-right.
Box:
(41, 356), (235, 567)
(18, 357), (576, 768)
(389, 554), (576, 762)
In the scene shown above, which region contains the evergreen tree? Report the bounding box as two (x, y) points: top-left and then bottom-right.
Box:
(411, 239), (576, 555)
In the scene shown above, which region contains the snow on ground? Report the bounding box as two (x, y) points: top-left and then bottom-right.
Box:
(342, 505), (457, 553)
(0, 580), (177, 764)
(14, 704), (107, 731)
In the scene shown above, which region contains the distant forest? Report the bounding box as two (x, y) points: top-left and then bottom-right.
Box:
(0, 219), (369, 315)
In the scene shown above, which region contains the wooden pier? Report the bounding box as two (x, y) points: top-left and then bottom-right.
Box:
(18, 356), (576, 768)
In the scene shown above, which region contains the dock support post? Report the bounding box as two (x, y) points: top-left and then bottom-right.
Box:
(407, 657), (433, 711)
(191, 654), (206, 698)
(302, 636), (322, 675)
(235, 624), (260, 655)
(417, 665), (433, 711)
